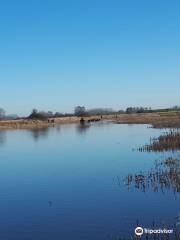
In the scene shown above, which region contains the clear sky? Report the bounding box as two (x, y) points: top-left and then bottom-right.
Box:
(0, 0), (180, 115)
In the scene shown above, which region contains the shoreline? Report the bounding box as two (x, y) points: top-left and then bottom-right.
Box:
(0, 116), (104, 130)
(111, 112), (180, 128)
(0, 112), (180, 130)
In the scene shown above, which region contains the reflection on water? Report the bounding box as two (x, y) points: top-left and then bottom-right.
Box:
(28, 127), (50, 141)
(0, 124), (180, 240)
(55, 125), (61, 132)
(0, 131), (6, 146)
(76, 123), (90, 134)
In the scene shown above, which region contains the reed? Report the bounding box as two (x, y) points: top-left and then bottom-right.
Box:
(138, 130), (180, 152)
(124, 157), (180, 194)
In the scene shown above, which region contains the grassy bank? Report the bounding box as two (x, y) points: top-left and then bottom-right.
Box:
(0, 116), (102, 130)
(0, 111), (180, 130)
(112, 111), (180, 128)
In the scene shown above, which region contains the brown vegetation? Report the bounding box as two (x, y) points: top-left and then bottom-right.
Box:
(0, 116), (104, 130)
(1, 111), (180, 130)
(125, 157), (180, 194)
(112, 112), (180, 128)
(138, 130), (180, 152)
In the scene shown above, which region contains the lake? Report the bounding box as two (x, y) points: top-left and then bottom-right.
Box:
(0, 123), (179, 239)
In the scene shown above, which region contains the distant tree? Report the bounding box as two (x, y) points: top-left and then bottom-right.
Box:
(126, 107), (152, 114)
(126, 107), (133, 113)
(87, 108), (114, 115)
(74, 106), (86, 117)
(63, 113), (74, 117)
(5, 114), (19, 120)
(173, 106), (180, 110)
(0, 108), (6, 119)
(28, 109), (48, 120)
(54, 112), (63, 117)
(47, 111), (53, 117)
(37, 111), (54, 118)
(137, 107), (144, 113)
(118, 110), (124, 113)
(32, 109), (38, 115)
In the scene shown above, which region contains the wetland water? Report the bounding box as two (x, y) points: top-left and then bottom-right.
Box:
(0, 123), (179, 239)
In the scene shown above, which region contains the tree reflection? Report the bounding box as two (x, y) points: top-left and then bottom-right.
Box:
(0, 131), (6, 146)
(55, 125), (61, 132)
(76, 123), (90, 135)
(28, 127), (50, 141)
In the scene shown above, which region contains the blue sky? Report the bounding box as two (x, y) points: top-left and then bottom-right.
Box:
(0, 0), (180, 115)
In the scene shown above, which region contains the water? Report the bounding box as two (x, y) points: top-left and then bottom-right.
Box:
(0, 123), (179, 239)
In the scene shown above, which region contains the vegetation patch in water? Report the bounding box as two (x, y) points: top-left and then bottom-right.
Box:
(138, 130), (180, 152)
(124, 157), (180, 194)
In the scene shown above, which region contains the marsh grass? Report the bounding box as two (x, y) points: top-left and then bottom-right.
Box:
(125, 157), (180, 194)
(118, 130), (180, 239)
(138, 130), (180, 152)
(120, 157), (180, 238)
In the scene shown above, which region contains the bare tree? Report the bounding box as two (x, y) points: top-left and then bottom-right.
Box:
(74, 106), (86, 117)
(28, 109), (48, 120)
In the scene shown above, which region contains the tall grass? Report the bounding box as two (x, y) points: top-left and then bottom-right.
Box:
(138, 130), (180, 152)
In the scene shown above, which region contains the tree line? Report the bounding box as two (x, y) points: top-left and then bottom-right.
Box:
(28, 107), (115, 119)
(1, 105), (180, 121)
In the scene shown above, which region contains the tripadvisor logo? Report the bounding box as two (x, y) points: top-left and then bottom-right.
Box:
(135, 227), (143, 236)
(135, 226), (174, 236)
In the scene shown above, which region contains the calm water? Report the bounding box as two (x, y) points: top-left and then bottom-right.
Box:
(0, 123), (179, 239)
